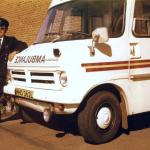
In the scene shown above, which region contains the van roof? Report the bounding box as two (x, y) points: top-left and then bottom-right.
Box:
(49, 0), (72, 9)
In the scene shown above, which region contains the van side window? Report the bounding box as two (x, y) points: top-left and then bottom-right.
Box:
(133, 0), (150, 37)
(90, 0), (125, 37)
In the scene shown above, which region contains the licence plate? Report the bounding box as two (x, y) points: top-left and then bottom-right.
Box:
(15, 88), (33, 99)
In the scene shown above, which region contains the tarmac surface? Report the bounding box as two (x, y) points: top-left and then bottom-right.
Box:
(0, 112), (149, 150)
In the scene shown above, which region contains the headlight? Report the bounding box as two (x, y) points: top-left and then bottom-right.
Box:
(59, 71), (67, 87)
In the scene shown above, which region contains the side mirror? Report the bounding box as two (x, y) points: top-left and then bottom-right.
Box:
(89, 27), (109, 57)
(92, 27), (109, 43)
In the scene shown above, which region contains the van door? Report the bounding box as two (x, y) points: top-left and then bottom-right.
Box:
(129, 0), (150, 113)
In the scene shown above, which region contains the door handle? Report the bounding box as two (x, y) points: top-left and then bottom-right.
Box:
(129, 42), (138, 46)
(129, 42), (141, 59)
(130, 43), (138, 56)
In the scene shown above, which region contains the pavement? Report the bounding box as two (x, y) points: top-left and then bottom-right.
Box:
(0, 112), (149, 150)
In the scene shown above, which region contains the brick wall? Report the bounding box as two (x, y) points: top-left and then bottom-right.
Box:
(0, 0), (51, 45)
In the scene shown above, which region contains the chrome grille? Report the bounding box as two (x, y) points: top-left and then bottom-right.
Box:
(30, 72), (55, 84)
(11, 70), (56, 88)
(12, 70), (26, 82)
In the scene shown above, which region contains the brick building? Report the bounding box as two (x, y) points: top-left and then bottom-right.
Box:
(0, 0), (51, 45)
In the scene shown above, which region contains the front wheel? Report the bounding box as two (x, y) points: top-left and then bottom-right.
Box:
(20, 106), (42, 123)
(78, 91), (121, 144)
(20, 106), (34, 122)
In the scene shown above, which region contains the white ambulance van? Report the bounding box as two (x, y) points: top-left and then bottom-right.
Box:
(4, 0), (150, 144)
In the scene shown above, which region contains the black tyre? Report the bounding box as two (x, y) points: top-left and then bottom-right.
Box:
(20, 106), (41, 123)
(20, 106), (34, 122)
(78, 91), (121, 144)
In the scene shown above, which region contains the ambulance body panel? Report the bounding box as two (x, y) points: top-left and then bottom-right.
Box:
(4, 0), (150, 144)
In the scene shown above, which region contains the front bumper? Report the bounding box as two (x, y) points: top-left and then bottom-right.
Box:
(4, 84), (79, 114)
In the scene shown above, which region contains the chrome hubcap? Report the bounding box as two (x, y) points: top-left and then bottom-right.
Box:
(96, 107), (112, 129)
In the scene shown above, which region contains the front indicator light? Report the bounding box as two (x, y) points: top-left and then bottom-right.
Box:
(59, 72), (67, 87)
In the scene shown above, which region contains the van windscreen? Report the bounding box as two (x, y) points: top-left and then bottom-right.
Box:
(35, 0), (125, 43)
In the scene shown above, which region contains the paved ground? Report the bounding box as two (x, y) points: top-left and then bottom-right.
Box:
(0, 112), (149, 150)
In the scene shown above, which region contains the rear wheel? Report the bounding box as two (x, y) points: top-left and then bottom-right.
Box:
(78, 91), (121, 144)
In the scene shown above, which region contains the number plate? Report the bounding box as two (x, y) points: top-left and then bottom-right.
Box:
(15, 88), (33, 99)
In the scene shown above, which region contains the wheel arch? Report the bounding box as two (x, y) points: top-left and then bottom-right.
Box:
(77, 83), (129, 129)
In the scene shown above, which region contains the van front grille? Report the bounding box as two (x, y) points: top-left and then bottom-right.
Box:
(12, 70), (26, 82)
(30, 72), (55, 85)
(11, 70), (57, 88)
